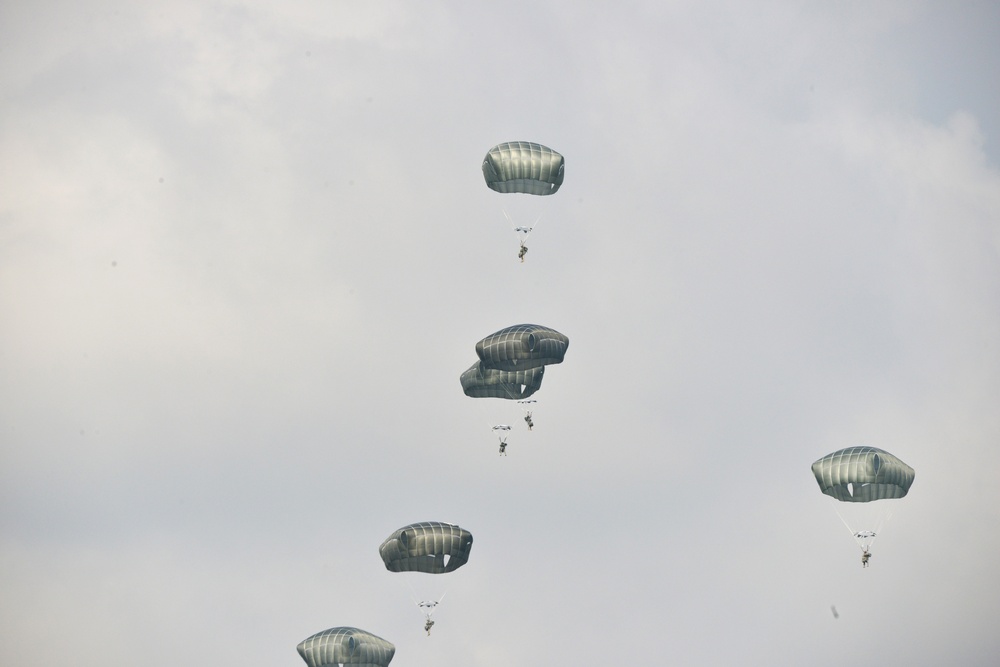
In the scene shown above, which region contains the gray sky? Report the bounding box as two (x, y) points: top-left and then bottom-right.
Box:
(2, 1), (999, 665)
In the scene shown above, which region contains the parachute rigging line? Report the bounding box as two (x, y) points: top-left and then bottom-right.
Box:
(475, 364), (524, 403)
(400, 576), (449, 619)
(834, 504), (893, 552)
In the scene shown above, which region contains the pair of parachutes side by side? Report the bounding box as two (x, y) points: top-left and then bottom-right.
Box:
(811, 446), (915, 560)
(460, 324), (570, 401)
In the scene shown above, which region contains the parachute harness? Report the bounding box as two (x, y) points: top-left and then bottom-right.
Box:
(834, 504), (894, 552)
(401, 576), (449, 622)
(503, 208), (542, 263)
(475, 366), (533, 443)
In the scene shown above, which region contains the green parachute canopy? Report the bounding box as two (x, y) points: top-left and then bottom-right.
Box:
(460, 362), (544, 400)
(460, 324), (568, 400)
(297, 627), (394, 667)
(482, 141), (565, 195)
(811, 446), (915, 503)
(379, 521), (473, 574)
(474, 324), (569, 371)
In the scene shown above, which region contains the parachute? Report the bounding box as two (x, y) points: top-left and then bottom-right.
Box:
(460, 325), (569, 442)
(459, 362), (544, 399)
(811, 446), (915, 556)
(297, 627), (395, 667)
(811, 446), (914, 501)
(379, 521), (473, 633)
(482, 142), (564, 261)
(379, 521), (474, 575)
(474, 324), (569, 371)
(482, 142), (564, 195)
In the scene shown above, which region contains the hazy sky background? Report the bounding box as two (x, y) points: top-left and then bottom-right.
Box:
(2, 1), (999, 665)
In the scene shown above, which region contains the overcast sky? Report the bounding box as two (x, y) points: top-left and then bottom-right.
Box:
(2, 1), (999, 665)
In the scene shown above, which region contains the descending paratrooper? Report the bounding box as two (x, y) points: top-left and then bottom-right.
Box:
(379, 522), (474, 634)
(460, 325), (569, 451)
(811, 446), (915, 567)
(482, 141), (564, 263)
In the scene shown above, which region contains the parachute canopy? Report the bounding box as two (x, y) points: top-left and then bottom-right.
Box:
(379, 521), (473, 574)
(297, 627), (395, 667)
(811, 446), (915, 503)
(475, 324), (569, 371)
(482, 142), (565, 195)
(460, 324), (568, 400)
(460, 362), (544, 399)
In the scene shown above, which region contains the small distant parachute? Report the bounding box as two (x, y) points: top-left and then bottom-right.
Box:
(482, 142), (564, 195)
(297, 627), (395, 667)
(474, 324), (569, 371)
(811, 446), (915, 556)
(379, 521), (474, 575)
